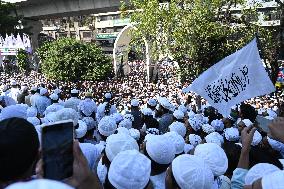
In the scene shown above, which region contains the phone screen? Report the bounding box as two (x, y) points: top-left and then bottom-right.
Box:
(42, 120), (74, 180)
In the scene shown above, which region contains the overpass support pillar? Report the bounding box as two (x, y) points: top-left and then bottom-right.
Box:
(25, 20), (43, 51)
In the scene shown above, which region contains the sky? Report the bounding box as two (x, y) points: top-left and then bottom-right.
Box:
(2, 0), (27, 3)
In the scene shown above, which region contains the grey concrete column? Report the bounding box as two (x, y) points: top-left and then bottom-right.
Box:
(25, 20), (43, 51)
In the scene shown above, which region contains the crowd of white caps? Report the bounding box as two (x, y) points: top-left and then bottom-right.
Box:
(0, 61), (284, 189)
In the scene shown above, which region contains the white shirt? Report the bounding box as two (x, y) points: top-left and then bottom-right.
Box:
(64, 97), (81, 112)
(78, 98), (97, 117)
(44, 103), (64, 115)
(150, 171), (166, 189)
(8, 88), (20, 103)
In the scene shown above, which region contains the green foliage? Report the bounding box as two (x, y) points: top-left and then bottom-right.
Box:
(37, 38), (112, 82)
(16, 49), (30, 73)
(126, 0), (278, 81)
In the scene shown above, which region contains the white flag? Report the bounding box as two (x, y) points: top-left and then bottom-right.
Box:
(183, 38), (275, 116)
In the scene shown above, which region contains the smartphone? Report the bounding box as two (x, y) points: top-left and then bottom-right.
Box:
(41, 120), (74, 180)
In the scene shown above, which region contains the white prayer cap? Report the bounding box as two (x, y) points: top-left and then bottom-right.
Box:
(118, 119), (132, 129)
(5, 179), (74, 189)
(173, 110), (185, 120)
(117, 126), (130, 135)
(131, 99), (139, 107)
(21, 86), (28, 91)
(10, 80), (17, 86)
(205, 132), (224, 146)
(55, 108), (79, 126)
(267, 109), (277, 119)
(158, 97), (173, 110)
(224, 127), (240, 142)
(211, 119), (224, 131)
(188, 134), (202, 147)
(31, 86), (37, 92)
(202, 124), (215, 134)
(123, 114), (134, 122)
(82, 117), (96, 130)
(172, 154), (214, 189)
(75, 120), (88, 139)
(108, 150), (151, 189)
(251, 130), (262, 146)
(27, 117), (40, 126)
(178, 105), (188, 114)
(104, 93), (112, 99)
(267, 137), (284, 153)
(42, 112), (57, 124)
(261, 170), (284, 189)
(194, 143), (228, 176)
(53, 88), (62, 94)
(141, 108), (153, 116)
(147, 98), (157, 107)
(98, 116), (117, 137)
(49, 93), (59, 101)
(169, 121), (186, 137)
(0, 105), (27, 121)
(242, 119), (253, 127)
(146, 128), (160, 135)
(110, 113), (123, 123)
(164, 131), (185, 154)
(258, 108), (265, 115)
(129, 128), (140, 141)
(40, 88), (48, 96)
(203, 116), (209, 124)
(245, 163), (280, 185)
(71, 89), (79, 94)
(26, 107), (37, 117)
(146, 134), (175, 164)
(106, 133), (139, 162)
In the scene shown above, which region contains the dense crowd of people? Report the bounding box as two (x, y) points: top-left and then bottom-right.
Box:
(0, 60), (284, 189)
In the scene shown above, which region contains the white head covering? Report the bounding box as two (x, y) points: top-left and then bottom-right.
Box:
(205, 132), (224, 146)
(105, 133), (139, 162)
(224, 127), (240, 142)
(183, 144), (194, 154)
(117, 127), (130, 135)
(188, 134), (202, 147)
(104, 93), (112, 99)
(108, 150), (151, 189)
(40, 88), (48, 96)
(158, 97), (174, 110)
(49, 93), (59, 101)
(211, 119), (224, 132)
(31, 86), (37, 92)
(98, 116), (117, 137)
(147, 98), (157, 107)
(172, 154), (214, 189)
(10, 80), (17, 86)
(27, 107), (37, 117)
(82, 117), (96, 130)
(261, 170), (284, 189)
(194, 143), (228, 176)
(55, 108), (79, 126)
(53, 88), (62, 94)
(173, 110), (185, 120)
(188, 117), (201, 131)
(245, 163), (280, 185)
(242, 119), (253, 127)
(169, 121), (186, 137)
(71, 89), (79, 94)
(164, 131), (185, 154)
(110, 113), (123, 123)
(0, 105), (27, 121)
(118, 119), (132, 129)
(141, 108), (153, 116)
(202, 124), (215, 134)
(131, 99), (139, 107)
(129, 128), (140, 141)
(251, 130), (262, 146)
(267, 137), (284, 154)
(146, 134), (176, 164)
(5, 179), (74, 189)
(27, 117), (41, 126)
(146, 128), (160, 135)
(75, 120), (88, 139)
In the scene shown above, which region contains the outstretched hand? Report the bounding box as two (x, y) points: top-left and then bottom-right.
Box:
(241, 126), (257, 152)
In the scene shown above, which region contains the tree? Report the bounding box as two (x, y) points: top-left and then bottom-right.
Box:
(123, 0), (278, 81)
(16, 49), (30, 73)
(37, 38), (113, 82)
(275, 0), (284, 60)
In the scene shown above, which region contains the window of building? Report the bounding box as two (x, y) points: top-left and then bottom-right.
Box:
(83, 32), (92, 38)
(114, 26), (124, 32)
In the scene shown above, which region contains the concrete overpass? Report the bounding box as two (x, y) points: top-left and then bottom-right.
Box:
(14, 0), (126, 19)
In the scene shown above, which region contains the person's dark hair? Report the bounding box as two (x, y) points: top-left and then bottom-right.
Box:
(222, 141), (242, 178)
(36, 88), (40, 93)
(204, 106), (218, 124)
(30, 90), (36, 95)
(0, 118), (39, 182)
(249, 146), (283, 169)
(240, 104), (257, 122)
(51, 99), (59, 104)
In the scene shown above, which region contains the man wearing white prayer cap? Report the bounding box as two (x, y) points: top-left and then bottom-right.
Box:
(224, 127), (240, 142)
(157, 97), (174, 134)
(144, 134), (175, 189)
(64, 89), (81, 112)
(5, 179), (74, 189)
(78, 92), (97, 118)
(168, 121), (186, 137)
(26, 107), (40, 126)
(34, 88), (51, 117)
(194, 143), (228, 177)
(147, 98), (157, 111)
(211, 119), (224, 132)
(107, 150), (151, 189)
(205, 132), (224, 146)
(173, 110), (185, 123)
(96, 92), (117, 122)
(118, 118), (132, 129)
(96, 116), (117, 142)
(0, 105), (27, 121)
(188, 134), (202, 147)
(244, 163), (280, 185)
(126, 98), (142, 130)
(166, 154), (214, 189)
(8, 80), (20, 103)
(29, 86), (40, 107)
(164, 131), (185, 155)
(44, 93), (64, 115)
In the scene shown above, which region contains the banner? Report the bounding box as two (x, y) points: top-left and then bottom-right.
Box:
(183, 39), (275, 116)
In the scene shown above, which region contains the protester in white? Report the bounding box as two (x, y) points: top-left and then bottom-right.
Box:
(34, 88), (51, 117)
(44, 93), (64, 115)
(8, 80), (21, 103)
(64, 89), (81, 112)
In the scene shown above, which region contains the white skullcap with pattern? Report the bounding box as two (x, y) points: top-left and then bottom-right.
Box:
(169, 121), (186, 137)
(188, 134), (202, 147)
(164, 131), (185, 154)
(98, 116), (117, 137)
(211, 119), (224, 131)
